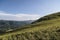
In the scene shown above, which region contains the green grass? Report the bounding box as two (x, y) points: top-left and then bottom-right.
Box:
(0, 12), (60, 40)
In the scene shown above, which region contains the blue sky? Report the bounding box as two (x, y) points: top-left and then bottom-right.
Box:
(0, 0), (60, 21)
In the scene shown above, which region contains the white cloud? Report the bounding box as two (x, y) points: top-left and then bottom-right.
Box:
(0, 11), (40, 21)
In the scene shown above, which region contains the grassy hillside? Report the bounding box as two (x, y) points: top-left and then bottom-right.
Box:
(0, 12), (60, 40)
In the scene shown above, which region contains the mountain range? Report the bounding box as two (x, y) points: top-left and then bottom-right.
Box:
(0, 20), (33, 31)
(0, 12), (60, 40)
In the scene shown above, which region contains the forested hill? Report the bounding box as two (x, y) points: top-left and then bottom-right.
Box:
(32, 12), (60, 24)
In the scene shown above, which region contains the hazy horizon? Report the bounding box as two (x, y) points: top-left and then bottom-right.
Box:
(0, 0), (60, 21)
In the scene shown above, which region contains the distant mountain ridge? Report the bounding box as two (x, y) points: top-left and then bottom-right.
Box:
(0, 20), (33, 31)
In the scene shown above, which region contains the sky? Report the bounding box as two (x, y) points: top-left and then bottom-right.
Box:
(0, 0), (60, 21)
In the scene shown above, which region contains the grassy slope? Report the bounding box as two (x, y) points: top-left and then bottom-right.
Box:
(0, 12), (60, 40)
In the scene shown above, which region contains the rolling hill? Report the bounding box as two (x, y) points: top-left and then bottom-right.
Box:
(0, 12), (60, 40)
